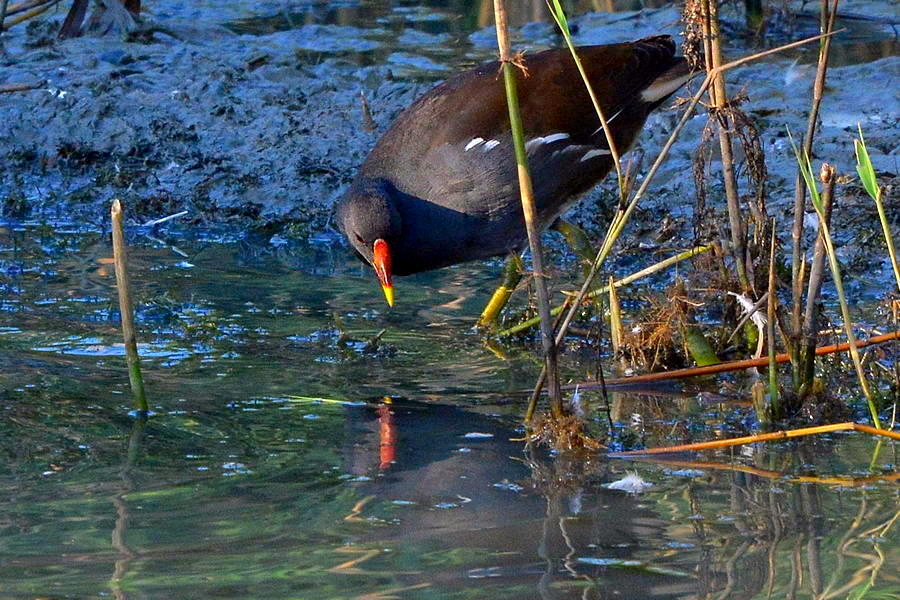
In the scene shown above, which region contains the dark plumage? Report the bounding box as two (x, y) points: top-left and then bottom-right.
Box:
(336, 35), (691, 304)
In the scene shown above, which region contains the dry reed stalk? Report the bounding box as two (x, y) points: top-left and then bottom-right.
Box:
(799, 164), (834, 398)
(1, 0), (59, 30)
(609, 421), (900, 456)
(790, 0), (839, 384)
(565, 331), (900, 390)
(702, 0), (751, 292)
(0, 80), (45, 93)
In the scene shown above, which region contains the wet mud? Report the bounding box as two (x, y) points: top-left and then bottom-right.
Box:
(0, 1), (897, 242)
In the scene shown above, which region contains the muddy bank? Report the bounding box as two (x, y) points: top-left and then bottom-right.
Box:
(0, 3), (897, 239)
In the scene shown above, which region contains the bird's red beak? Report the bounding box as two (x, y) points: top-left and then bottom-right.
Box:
(372, 238), (394, 307)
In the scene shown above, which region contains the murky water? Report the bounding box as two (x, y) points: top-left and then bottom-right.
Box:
(2, 222), (897, 599)
(2, 0), (899, 598)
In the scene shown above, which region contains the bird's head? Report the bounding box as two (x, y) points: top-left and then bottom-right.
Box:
(336, 178), (402, 307)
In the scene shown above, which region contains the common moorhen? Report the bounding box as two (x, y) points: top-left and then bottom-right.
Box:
(337, 35), (691, 306)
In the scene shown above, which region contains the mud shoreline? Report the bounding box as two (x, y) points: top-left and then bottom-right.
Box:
(1, 3), (896, 242)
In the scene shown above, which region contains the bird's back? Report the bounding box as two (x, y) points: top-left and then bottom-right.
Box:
(348, 36), (690, 274)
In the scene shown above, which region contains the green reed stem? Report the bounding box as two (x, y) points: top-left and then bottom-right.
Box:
(111, 199), (148, 414)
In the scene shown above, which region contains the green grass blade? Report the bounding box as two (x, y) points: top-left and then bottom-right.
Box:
(854, 125), (879, 200)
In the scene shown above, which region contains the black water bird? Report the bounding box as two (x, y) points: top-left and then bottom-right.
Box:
(336, 35), (691, 305)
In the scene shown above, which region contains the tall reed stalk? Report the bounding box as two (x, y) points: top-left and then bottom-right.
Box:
(790, 0), (839, 389)
(492, 0), (562, 417)
(791, 146), (881, 428)
(111, 199), (148, 414)
(701, 0), (750, 293)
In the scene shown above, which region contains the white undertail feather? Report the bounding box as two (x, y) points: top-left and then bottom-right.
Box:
(640, 71), (692, 103)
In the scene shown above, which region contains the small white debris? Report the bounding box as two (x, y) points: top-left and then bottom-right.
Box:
(568, 385), (585, 418)
(803, 212), (819, 231)
(605, 471), (653, 494)
(463, 432), (494, 439)
(727, 292), (766, 329)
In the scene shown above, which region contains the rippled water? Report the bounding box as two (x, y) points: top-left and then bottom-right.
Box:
(2, 221), (897, 599)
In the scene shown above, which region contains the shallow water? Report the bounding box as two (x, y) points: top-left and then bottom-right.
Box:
(2, 0), (899, 598)
(1, 223), (898, 599)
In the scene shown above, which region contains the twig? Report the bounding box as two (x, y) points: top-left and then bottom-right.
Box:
(704, 0), (750, 292)
(111, 199), (148, 413)
(0, 80), (46, 93)
(609, 422), (899, 456)
(566, 331), (900, 390)
(1, 0), (60, 30)
(493, 0), (562, 417)
(501, 244), (713, 337)
(141, 210), (187, 228)
(791, 0), (839, 383)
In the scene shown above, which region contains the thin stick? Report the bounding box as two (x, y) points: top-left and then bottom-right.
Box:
(501, 244), (713, 337)
(546, 0), (623, 197)
(0, 0), (10, 35)
(791, 0), (839, 383)
(566, 331), (900, 390)
(493, 0), (562, 416)
(705, 0), (750, 291)
(1, 0), (59, 29)
(615, 456), (900, 485)
(4, 0), (54, 17)
(111, 199), (148, 413)
(767, 220), (779, 415)
(800, 164), (834, 397)
(0, 80), (45, 93)
(609, 422), (900, 456)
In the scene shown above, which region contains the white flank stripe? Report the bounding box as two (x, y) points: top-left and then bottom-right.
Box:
(542, 132), (570, 144)
(464, 137), (485, 151)
(482, 139), (500, 151)
(580, 148), (611, 162)
(526, 132), (570, 152)
(640, 72), (691, 103)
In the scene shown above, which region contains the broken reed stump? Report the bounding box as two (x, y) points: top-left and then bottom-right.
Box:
(111, 199), (148, 414)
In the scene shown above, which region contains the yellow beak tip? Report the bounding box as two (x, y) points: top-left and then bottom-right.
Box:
(382, 285), (395, 307)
